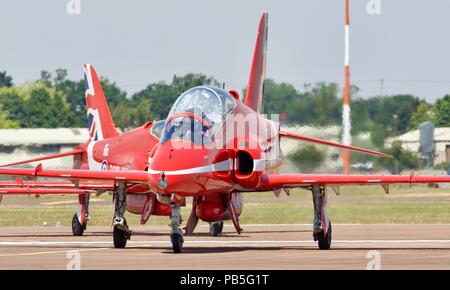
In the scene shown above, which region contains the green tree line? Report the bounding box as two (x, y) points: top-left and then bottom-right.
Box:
(1, 69), (448, 145)
(0, 69), (219, 129)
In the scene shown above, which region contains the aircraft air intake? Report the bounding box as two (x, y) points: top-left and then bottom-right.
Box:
(236, 150), (254, 176)
(234, 150), (262, 188)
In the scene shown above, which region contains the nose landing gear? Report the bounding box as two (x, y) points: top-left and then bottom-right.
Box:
(171, 230), (184, 253)
(170, 201), (184, 253)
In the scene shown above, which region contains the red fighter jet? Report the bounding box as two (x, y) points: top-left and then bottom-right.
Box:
(1, 12), (450, 253)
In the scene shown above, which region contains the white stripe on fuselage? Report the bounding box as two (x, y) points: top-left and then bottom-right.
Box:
(147, 158), (276, 176)
(147, 159), (232, 175)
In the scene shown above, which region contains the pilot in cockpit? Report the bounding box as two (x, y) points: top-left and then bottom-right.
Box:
(161, 86), (236, 146)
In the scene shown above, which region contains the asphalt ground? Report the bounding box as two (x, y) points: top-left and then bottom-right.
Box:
(0, 224), (449, 269)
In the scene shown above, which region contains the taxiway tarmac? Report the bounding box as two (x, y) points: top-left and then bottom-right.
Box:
(0, 224), (449, 269)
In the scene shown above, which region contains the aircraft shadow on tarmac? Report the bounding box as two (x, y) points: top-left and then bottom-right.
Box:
(0, 230), (303, 239)
(0, 232), (113, 238)
(183, 231), (310, 237)
(135, 246), (289, 254)
(138, 246), (450, 254)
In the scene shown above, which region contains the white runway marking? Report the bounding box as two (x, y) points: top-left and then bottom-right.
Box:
(1, 240), (450, 247)
(0, 248), (109, 257)
(206, 224), (450, 227)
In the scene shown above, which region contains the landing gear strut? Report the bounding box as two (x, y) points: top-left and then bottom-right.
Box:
(209, 221), (224, 237)
(112, 182), (130, 248)
(72, 193), (89, 236)
(312, 185), (332, 250)
(169, 196), (184, 253)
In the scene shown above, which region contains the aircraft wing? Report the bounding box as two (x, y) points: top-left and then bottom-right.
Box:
(0, 180), (114, 190)
(0, 166), (149, 183)
(0, 188), (96, 195)
(260, 173), (450, 190)
(0, 166), (148, 196)
(0, 174), (107, 196)
(279, 131), (392, 158)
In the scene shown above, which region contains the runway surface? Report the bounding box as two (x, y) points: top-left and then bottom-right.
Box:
(0, 224), (449, 269)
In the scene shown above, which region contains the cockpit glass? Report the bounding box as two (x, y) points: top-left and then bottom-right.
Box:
(161, 86), (236, 145)
(150, 120), (165, 139)
(160, 115), (212, 145)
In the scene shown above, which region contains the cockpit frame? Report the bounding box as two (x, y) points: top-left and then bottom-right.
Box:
(160, 86), (237, 145)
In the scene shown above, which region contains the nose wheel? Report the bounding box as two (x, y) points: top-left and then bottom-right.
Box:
(209, 221), (224, 237)
(170, 229), (184, 253)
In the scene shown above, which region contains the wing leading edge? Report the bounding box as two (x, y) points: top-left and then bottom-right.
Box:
(1, 166), (450, 195)
(0, 166), (148, 196)
(0, 166), (149, 183)
(0, 188), (96, 195)
(279, 131), (392, 158)
(260, 173), (450, 190)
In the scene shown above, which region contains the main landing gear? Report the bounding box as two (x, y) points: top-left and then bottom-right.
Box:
(112, 182), (131, 248)
(113, 218), (130, 248)
(209, 221), (224, 237)
(72, 193), (90, 236)
(72, 214), (86, 236)
(311, 185), (332, 250)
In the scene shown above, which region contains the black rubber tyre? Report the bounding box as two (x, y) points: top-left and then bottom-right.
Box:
(71, 213), (85, 236)
(317, 222), (332, 250)
(171, 232), (184, 253)
(218, 221), (224, 234)
(113, 226), (129, 248)
(210, 222), (224, 237)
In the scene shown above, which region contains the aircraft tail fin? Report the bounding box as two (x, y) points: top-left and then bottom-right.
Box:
(83, 64), (119, 141)
(244, 12), (269, 113)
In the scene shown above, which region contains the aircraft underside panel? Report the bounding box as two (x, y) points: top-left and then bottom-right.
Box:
(196, 192), (243, 222)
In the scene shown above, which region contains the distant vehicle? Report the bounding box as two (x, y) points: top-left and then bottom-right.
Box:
(352, 162), (373, 171)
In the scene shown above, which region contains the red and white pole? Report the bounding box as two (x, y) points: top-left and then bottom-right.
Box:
(342, 0), (352, 174)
